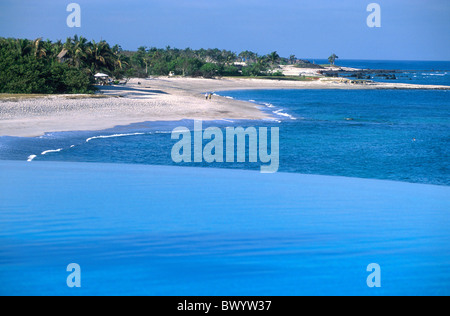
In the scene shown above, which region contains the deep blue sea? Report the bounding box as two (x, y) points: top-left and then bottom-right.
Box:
(0, 60), (449, 295)
(314, 59), (450, 86)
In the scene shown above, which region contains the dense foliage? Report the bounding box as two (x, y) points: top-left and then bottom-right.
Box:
(0, 36), (309, 94)
(121, 46), (285, 78)
(0, 37), (96, 94)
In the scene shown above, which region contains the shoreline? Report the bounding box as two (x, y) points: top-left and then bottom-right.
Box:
(1, 76), (449, 137)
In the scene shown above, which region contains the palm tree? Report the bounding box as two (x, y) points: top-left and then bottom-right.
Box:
(289, 55), (296, 65)
(112, 44), (128, 70)
(33, 38), (47, 58)
(46, 39), (62, 59)
(268, 51), (280, 66)
(239, 51), (257, 64)
(15, 39), (32, 57)
(328, 53), (339, 65)
(226, 52), (237, 65)
(238, 51), (248, 63)
(63, 35), (89, 67)
(135, 46), (149, 75)
(85, 40), (115, 74)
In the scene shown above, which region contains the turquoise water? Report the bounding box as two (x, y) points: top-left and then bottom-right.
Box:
(2, 90), (449, 185)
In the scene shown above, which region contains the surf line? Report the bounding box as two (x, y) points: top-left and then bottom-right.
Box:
(86, 132), (147, 143)
(27, 144), (79, 162)
(27, 155), (37, 162)
(27, 132), (152, 162)
(27, 147), (63, 162)
(41, 148), (63, 155)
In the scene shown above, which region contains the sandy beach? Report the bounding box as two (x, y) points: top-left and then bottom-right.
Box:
(1, 76), (449, 137)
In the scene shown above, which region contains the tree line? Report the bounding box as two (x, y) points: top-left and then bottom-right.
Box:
(0, 36), (314, 94)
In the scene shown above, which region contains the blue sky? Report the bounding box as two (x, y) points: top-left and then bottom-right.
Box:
(0, 0), (449, 60)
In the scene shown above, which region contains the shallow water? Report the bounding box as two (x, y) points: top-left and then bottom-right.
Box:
(2, 89), (448, 185)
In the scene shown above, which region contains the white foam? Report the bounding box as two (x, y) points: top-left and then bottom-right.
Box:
(27, 155), (37, 162)
(41, 148), (63, 155)
(153, 131), (172, 134)
(86, 132), (146, 143)
(273, 109), (297, 120)
(421, 73), (446, 76)
(264, 118), (282, 123)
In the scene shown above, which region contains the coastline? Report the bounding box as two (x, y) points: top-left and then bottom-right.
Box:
(1, 76), (449, 137)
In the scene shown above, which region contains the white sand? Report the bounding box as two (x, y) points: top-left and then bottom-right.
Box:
(280, 65), (360, 77)
(0, 76), (449, 137)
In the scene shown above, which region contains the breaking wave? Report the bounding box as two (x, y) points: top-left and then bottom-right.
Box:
(41, 148), (63, 155)
(86, 133), (147, 143)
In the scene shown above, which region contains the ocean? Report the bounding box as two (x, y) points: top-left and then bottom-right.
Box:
(1, 89), (449, 185)
(0, 60), (449, 295)
(313, 59), (450, 86)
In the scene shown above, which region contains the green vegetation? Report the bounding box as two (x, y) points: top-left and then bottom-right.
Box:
(0, 36), (321, 94)
(0, 37), (96, 94)
(0, 93), (109, 102)
(125, 47), (286, 79)
(328, 53), (339, 65)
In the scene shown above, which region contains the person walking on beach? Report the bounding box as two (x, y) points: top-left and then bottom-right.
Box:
(205, 93), (209, 100)
(209, 93), (212, 100)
